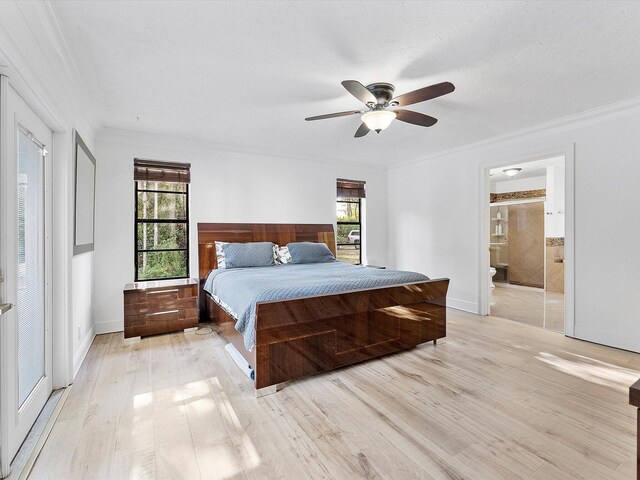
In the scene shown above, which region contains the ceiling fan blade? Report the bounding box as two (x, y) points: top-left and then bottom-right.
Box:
(395, 109), (438, 127)
(354, 122), (370, 138)
(392, 81), (455, 107)
(305, 110), (361, 121)
(341, 80), (377, 104)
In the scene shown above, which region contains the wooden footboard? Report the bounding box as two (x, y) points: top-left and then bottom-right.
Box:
(253, 279), (448, 389)
(203, 280), (448, 390)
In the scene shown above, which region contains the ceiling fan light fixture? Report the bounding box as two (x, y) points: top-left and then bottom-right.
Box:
(305, 80), (454, 138)
(503, 168), (522, 177)
(361, 110), (396, 133)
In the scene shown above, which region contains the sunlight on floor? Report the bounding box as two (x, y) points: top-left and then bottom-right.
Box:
(209, 376), (261, 472)
(184, 379), (216, 414)
(133, 391), (152, 409)
(207, 442), (244, 479)
(131, 377), (262, 480)
(536, 351), (640, 391)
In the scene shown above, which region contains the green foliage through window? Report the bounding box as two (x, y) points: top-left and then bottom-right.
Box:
(135, 181), (189, 280)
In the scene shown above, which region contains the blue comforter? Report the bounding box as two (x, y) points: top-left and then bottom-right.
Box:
(203, 261), (429, 351)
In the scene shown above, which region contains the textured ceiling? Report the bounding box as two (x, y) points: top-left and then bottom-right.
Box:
(51, 1), (640, 167)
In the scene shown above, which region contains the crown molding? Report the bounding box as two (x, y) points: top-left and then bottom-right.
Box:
(0, 1), (100, 137)
(40, 0), (102, 137)
(389, 94), (640, 171)
(42, 1), (99, 122)
(97, 126), (388, 173)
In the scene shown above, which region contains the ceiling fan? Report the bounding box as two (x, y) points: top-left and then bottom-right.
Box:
(305, 80), (455, 137)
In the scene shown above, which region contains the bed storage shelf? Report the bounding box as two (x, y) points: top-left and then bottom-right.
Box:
(198, 222), (449, 393)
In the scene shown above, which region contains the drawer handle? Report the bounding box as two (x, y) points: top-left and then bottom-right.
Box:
(146, 309), (179, 317)
(147, 289), (179, 294)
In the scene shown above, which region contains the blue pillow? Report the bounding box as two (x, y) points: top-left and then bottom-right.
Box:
(222, 242), (275, 268)
(287, 242), (336, 264)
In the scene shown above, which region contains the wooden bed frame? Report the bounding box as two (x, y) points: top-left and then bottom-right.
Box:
(197, 223), (449, 394)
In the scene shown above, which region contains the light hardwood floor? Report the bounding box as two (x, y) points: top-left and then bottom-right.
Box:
(28, 310), (639, 480)
(492, 284), (565, 333)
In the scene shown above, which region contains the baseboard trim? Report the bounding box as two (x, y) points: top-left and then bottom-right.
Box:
(573, 325), (640, 354)
(447, 298), (479, 314)
(94, 320), (124, 335)
(72, 326), (95, 379)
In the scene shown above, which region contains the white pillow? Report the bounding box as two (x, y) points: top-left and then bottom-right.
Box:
(274, 245), (292, 264)
(215, 241), (228, 269)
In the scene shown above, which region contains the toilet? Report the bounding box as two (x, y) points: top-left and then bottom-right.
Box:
(489, 267), (497, 305)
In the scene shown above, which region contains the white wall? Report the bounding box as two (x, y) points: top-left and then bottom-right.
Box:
(545, 166), (565, 237)
(71, 254), (94, 375)
(388, 99), (640, 352)
(93, 129), (389, 333)
(0, 1), (99, 383)
(490, 175), (546, 193)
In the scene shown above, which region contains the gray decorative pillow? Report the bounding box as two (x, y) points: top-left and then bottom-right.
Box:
(222, 242), (276, 268)
(287, 242), (335, 264)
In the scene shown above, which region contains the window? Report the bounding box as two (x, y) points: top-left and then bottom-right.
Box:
(134, 159), (191, 281)
(336, 179), (365, 265)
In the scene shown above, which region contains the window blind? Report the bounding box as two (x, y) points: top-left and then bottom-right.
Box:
(134, 159), (191, 183)
(337, 179), (366, 198)
(17, 129), (45, 407)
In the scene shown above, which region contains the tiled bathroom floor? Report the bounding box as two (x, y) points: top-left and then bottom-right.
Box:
(491, 284), (565, 333)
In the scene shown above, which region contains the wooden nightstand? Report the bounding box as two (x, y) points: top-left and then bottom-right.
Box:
(123, 278), (198, 339)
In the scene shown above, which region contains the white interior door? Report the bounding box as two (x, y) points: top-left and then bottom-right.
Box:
(0, 80), (53, 474)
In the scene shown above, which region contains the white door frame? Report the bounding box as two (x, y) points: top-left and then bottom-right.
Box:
(478, 143), (575, 337)
(0, 71), (10, 480)
(0, 71), (74, 476)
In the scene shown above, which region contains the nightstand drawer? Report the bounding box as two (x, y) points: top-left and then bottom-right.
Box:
(140, 287), (181, 303)
(124, 286), (196, 316)
(123, 279), (198, 338)
(125, 284), (195, 303)
(125, 307), (198, 338)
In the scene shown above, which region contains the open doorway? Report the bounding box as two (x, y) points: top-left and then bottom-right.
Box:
(486, 156), (566, 333)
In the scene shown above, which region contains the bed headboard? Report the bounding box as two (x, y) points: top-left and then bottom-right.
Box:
(197, 223), (337, 280)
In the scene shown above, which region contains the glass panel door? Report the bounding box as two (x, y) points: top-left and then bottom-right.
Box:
(0, 81), (53, 472)
(17, 129), (45, 407)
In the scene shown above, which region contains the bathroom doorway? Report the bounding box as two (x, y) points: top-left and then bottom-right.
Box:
(486, 156), (567, 333)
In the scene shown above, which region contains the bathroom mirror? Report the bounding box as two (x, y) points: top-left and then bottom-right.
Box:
(73, 131), (96, 255)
